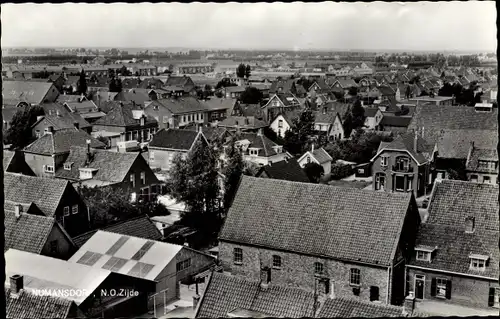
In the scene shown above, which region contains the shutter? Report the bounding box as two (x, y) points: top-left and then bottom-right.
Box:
(445, 280), (452, 299)
(488, 288), (495, 307)
(430, 278), (437, 297)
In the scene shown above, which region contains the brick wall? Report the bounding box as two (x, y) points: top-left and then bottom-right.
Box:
(407, 267), (499, 309)
(219, 242), (392, 304)
(174, 248), (216, 284)
(24, 152), (55, 178)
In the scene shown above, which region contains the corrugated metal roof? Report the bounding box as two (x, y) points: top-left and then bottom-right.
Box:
(5, 249), (111, 305)
(68, 230), (182, 281)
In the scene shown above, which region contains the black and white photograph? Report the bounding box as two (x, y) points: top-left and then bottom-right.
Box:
(1, 1), (498, 318)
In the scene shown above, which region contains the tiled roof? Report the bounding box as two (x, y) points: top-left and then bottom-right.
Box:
(312, 148), (333, 164)
(377, 85), (396, 96)
(375, 133), (432, 165)
(149, 128), (201, 150)
(63, 100), (98, 113)
(165, 76), (195, 89)
(409, 180), (499, 278)
(218, 116), (268, 130)
(55, 146), (144, 183)
(269, 79), (296, 94)
(4, 207), (56, 253)
(333, 79), (358, 88)
(435, 129), (498, 160)
(236, 103), (265, 119)
(219, 176), (413, 265)
(5, 288), (75, 319)
(318, 298), (404, 317)
(138, 78), (165, 89)
(72, 215), (163, 248)
(4, 173), (70, 217)
(236, 133), (282, 157)
(407, 104), (498, 145)
(36, 113), (91, 131)
(196, 272), (315, 318)
(3, 150), (15, 171)
(314, 101), (351, 123)
(203, 98), (237, 112)
(55, 95), (85, 104)
(379, 116), (413, 128)
(152, 96), (208, 114)
(113, 89), (151, 106)
(93, 102), (157, 127)
(257, 158), (310, 183)
(364, 107), (380, 118)
(23, 129), (106, 155)
(2, 80), (56, 104)
(466, 147), (498, 173)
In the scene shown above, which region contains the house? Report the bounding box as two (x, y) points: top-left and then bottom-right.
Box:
(203, 98), (236, 122)
(3, 150), (35, 175)
(93, 102), (159, 145)
(63, 99), (105, 123)
(378, 116), (413, 133)
(4, 172), (90, 237)
(465, 143), (498, 184)
(318, 296), (422, 317)
(5, 201), (76, 260)
(217, 116), (268, 133)
(261, 93), (302, 123)
(113, 89), (153, 107)
(5, 249), (151, 318)
(433, 129), (498, 181)
(377, 86), (396, 102)
(164, 75), (197, 95)
(56, 146), (160, 202)
(221, 85), (246, 99)
(269, 109), (301, 138)
(407, 96), (454, 106)
(370, 132), (435, 196)
(69, 231), (217, 317)
(23, 127), (106, 178)
(231, 102), (266, 120)
(218, 176), (421, 306)
(406, 180), (499, 314)
(330, 79), (358, 95)
(308, 78), (332, 95)
(255, 157), (310, 183)
(32, 111), (92, 137)
(5, 285), (84, 319)
(2, 80), (60, 105)
(297, 146), (333, 175)
(145, 97), (209, 130)
(364, 107), (384, 130)
(315, 104), (348, 142)
(232, 130), (291, 166)
(269, 79), (307, 98)
(148, 128), (208, 172)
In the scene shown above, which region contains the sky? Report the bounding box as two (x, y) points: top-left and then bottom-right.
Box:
(1, 2), (497, 51)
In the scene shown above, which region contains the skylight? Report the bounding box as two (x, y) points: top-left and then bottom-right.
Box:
(127, 262), (155, 278)
(131, 241), (155, 261)
(106, 236), (129, 255)
(76, 251), (104, 266)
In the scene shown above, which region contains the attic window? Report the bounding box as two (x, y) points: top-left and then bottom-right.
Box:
(469, 254), (489, 271)
(64, 162), (73, 170)
(249, 148), (259, 156)
(415, 246), (436, 262)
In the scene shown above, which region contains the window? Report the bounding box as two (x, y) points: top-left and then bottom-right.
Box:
(272, 255), (282, 269)
(278, 120), (283, 128)
(380, 156), (388, 167)
(63, 206), (70, 216)
(416, 250), (431, 262)
(182, 115), (186, 123)
(233, 248), (243, 264)
(375, 173), (386, 191)
(307, 156), (311, 164)
(470, 174), (478, 182)
(470, 258), (486, 270)
(406, 177), (413, 191)
(50, 240), (58, 254)
(249, 149), (259, 156)
(162, 116), (168, 124)
(484, 176), (491, 184)
(350, 268), (361, 286)
(433, 278), (450, 299)
(395, 156), (410, 171)
(140, 172), (146, 184)
(150, 151), (155, 161)
(489, 287), (500, 308)
(370, 286), (379, 301)
(64, 162), (72, 170)
(176, 258), (191, 272)
(72, 205), (78, 214)
(130, 174), (135, 187)
(130, 192), (137, 202)
(200, 113), (204, 120)
(395, 176), (405, 191)
(314, 262), (324, 274)
(44, 165), (55, 173)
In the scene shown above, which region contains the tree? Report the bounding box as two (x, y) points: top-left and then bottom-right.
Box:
(215, 78), (237, 89)
(303, 162), (324, 183)
(342, 99), (365, 138)
(3, 105), (44, 149)
(109, 77), (122, 93)
(120, 65), (130, 76)
(348, 86), (358, 96)
(77, 69), (87, 95)
(236, 63), (246, 78)
(222, 139), (244, 209)
(240, 87), (263, 104)
(283, 109), (315, 155)
(245, 64), (251, 79)
(166, 140), (221, 233)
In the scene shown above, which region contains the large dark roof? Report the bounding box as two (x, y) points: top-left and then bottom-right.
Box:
(257, 158), (310, 183)
(466, 147), (498, 174)
(218, 116), (268, 130)
(318, 298), (405, 318)
(375, 133), (433, 165)
(196, 272), (315, 318)
(4, 173), (70, 217)
(152, 96), (208, 114)
(35, 113), (91, 131)
(93, 103), (157, 127)
(435, 129), (498, 160)
(219, 176), (413, 266)
(149, 128), (201, 150)
(23, 129), (106, 155)
(5, 288), (76, 319)
(408, 180), (499, 278)
(72, 215), (163, 248)
(379, 116), (413, 128)
(2, 80), (56, 104)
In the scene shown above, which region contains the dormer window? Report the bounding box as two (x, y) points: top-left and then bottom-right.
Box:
(380, 156), (388, 167)
(415, 246), (436, 262)
(249, 148), (259, 156)
(469, 254), (489, 271)
(63, 162), (73, 171)
(465, 216), (475, 233)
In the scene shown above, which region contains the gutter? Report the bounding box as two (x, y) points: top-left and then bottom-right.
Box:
(406, 264), (498, 281)
(386, 266), (391, 304)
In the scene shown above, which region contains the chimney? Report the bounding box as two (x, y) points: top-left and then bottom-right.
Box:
(14, 204), (23, 219)
(36, 115), (44, 122)
(312, 144), (315, 152)
(245, 117), (250, 125)
(257, 128), (263, 136)
(403, 293), (415, 316)
(198, 124), (203, 133)
(86, 139), (91, 160)
(322, 107), (327, 115)
(421, 126), (425, 138)
(10, 275), (23, 294)
(192, 294), (201, 310)
(74, 122), (79, 130)
(260, 267), (271, 290)
(47, 126), (54, 134)
(56, 110), (61, 117)
(414, 132), (418, 152)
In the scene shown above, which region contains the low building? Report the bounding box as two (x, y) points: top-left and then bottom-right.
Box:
(255, 157), (310, 183)
(378, 116), (413, 133)
(364, 107), (384, 130)
(407, 96), (453, 106)
(145, 97), (208, 130)
(232, 130), (291, 166)
(32, 111), (92, 137)
(2, 80), (60, 105)
(465, 142), (498, 184)
(297, 146), (333, 175)
(269, 109), (301, 138)
(217, 116), (268, 133)
(406, 180), (499, 314)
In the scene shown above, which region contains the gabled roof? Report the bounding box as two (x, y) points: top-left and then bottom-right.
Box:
(377, 85), (396, 96)
(466, 147), (498, 173)
(151, 96), (208, 114)
(68, 230), (186, 281)
(56, 94), (86, 104)
(364, 107), (381, 118)
(409, 181), (499, 279)
(2, 80), (57, 104)
(93, 102), (157, 127)
(332, 79), (358, 88)
(72, 215), (163, 248)
(63, 100), (98, 113)
(24, 129), (105, 155)
(4, 173), (71, 217)
(149, 128), (202, 150)
(195, 272), (315, 318)
(436, 129), (498, 159)
(299, 147), (333, 165)
(55, 146), (147, 183)
(5, 249), (112, 305)
(218, 116), (268, 130)
(314, 101), (351, 123)
(34, 113), (91, 131)
(372, 133), (433, 165)
(379, 116), (413, 128)
(113, 89), (151, 106)
(269, 79), (297, 94)
(236, 133), (283, 157)
(318, 298), (406, 318)
(3, 150), (15, 171)
(236, 103), (265, 119)
(203, 98), (237, 112)
(267, 92), (301, 107)
(164, 75), (195, 89)
(5, 287), (76, 319)
(138, 78), (165, 89)
(257, 158), (310, 183)
(219, 176), (413, 266)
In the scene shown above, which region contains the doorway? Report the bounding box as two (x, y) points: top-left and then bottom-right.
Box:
(415, 274), (425, 300)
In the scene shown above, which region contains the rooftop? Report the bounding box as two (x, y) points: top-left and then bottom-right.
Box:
(148, 128), (202, 150)
(24, 128), (106, 155)
(257, 158), (310, 183)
